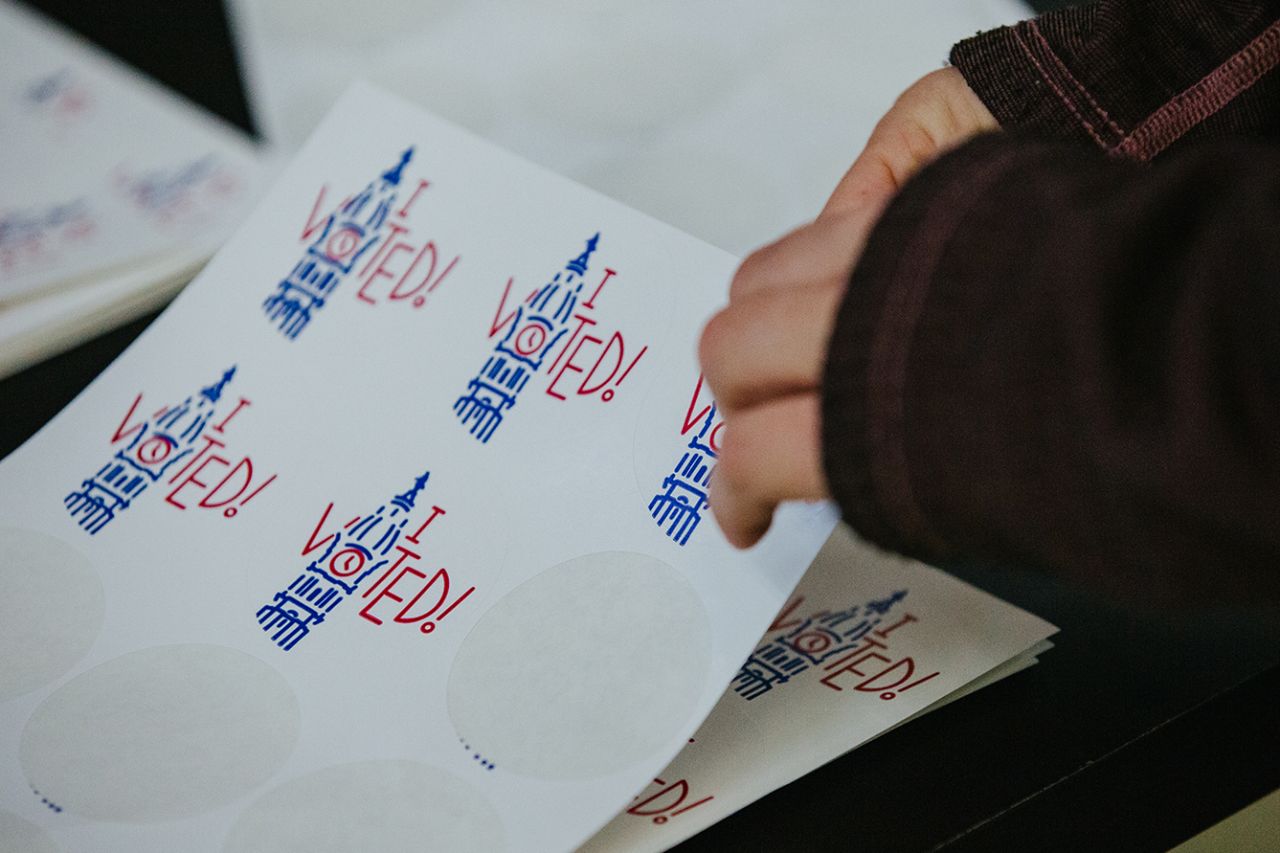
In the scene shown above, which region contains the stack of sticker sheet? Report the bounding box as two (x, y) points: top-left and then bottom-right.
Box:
(0, 1), (265, 379)
(0, 83), (1055, 853)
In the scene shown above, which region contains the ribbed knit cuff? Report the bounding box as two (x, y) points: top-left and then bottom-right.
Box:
(951, 18), (1125, 150)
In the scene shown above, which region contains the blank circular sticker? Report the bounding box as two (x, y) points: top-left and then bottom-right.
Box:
(0, 809), (59, 853)
(21, 644), (300, 822)
(0, 527), (104, 703)
(223, 760), (504, 853)
(448, 552), (712, 779)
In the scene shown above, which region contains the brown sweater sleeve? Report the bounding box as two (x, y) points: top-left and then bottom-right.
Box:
(821, 133), (1280, 606)
(950, 0), (1280, 159)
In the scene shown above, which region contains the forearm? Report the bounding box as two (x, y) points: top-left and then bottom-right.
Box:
(822, 133), (1280, 604)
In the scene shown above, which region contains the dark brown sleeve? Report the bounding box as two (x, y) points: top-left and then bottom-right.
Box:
(821, 133), (1280, 606)
(949, 0), (1280, 159)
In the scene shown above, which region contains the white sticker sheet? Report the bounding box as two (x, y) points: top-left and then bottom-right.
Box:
(0, 83), (836, 853)
(584, 529), (1055, 851)
(0, 249), (206, 380)
(0, 0), (265, 302)
(0, 84), (1054, 853)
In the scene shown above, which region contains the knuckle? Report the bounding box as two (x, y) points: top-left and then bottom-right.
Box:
(697, 308), (734, 374)
(729, 251), (767, 300)
(714, 425), (751, 490)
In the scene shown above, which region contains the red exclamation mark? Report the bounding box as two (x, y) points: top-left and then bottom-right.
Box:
(669, 796), (714, 819)
(225, 473), (276, 518)
(417, 247), (460, 308)
(420, 585), (476, 635)
(601, 345), (648, 402)
(880, 670), (940, 701)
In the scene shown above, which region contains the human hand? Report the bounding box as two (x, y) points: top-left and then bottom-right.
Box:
(699, 68), (995, 548)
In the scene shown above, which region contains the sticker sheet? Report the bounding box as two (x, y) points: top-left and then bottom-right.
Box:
(0, 250), (206, 380)
(0, 83), (1055, 853)
(585, 529), (1055, 851)
(0, 83), (837, 853)
(0, 0), (264, 302)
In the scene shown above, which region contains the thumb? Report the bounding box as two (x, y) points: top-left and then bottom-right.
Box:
(820, 67), (997, 220)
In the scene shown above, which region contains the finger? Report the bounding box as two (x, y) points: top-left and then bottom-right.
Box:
(822, 68), (998, 219)
(700, 281), (843, 413)
(728, 207), (874, 303)
(822, 105), (942, 219)
(821, 89), (936, 220)
(709, 393), (828, 549)
(819, 142), (899, 221)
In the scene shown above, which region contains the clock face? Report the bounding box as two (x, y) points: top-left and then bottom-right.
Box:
(702, 419), (724, 455)
(327, 544), (370, 579)
(789, 625), (841, 658)
(133, 433), (176, 467)
(512, 321), (550, 358)
(308, 537), (383, 595)
(320, 224), (366, 270)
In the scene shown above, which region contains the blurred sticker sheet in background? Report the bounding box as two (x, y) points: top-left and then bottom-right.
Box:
(0, 1), (265, 376)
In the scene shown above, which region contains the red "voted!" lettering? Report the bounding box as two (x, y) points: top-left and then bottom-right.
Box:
(298, 498), (476, 639)
(764, 595), (943, 702)
(816, 614), (940, 700)
(109, 391), (277, 521)
(485, 263), (650, 406)
(300, 177), (460, 315)
(627, 776), (714, 826)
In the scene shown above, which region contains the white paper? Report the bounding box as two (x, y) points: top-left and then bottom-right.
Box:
(584, 528), (1056, 851)
(0, 0), (266, 301)
(0, 251), (205, 380)
(0, 83), (842, 853)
